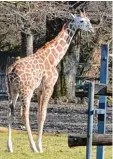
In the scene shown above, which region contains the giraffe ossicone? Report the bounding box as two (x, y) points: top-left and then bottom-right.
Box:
(7, 10), (94, 153)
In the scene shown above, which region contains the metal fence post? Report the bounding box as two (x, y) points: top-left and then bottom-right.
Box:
(86, 82), (95, 159)
(96, 44), (109, 159)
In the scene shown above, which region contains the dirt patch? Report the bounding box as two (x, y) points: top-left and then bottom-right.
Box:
(0, 100), (112, 134)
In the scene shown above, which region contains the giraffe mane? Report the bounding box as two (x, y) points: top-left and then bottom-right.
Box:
(36, 24), (66, 53)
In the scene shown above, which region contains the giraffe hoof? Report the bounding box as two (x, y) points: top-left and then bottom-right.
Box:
(7, 141), (13, 153)
(30, 144), (39, 153)
(36, 144), (43, 153)
(34, 149), (39, 153)
(31, 147), (39, 153)
(39, 150), (43, 153)
(37, 148), (43, 153)
(8, 148), (13, 153)
(9, 150), (13, 153)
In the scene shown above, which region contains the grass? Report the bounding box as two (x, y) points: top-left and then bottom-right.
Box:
(0, 128), (112, 159)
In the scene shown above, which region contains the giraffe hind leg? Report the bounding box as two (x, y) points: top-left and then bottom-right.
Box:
(20, 92), (38, 153)
(7, 90), (19, 152)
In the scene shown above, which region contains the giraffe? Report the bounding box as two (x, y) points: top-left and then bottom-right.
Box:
(6, 10), (94, 153)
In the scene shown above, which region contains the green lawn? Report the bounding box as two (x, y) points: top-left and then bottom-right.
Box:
(0, 129), (112, 159)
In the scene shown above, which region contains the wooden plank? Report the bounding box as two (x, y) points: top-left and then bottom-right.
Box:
(68, 134), (112, 147)
(75, 91), (112, 97)
(75, 84), (112, 97)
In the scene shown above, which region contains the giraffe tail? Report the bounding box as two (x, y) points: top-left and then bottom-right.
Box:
(5, 67), (15, 118)
(5, 62), (17, 100)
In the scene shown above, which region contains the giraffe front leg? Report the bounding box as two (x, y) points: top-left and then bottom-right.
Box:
(36, 87), (54, 153)
(36, 68), (58, 152)
(36, 89), (43, 152)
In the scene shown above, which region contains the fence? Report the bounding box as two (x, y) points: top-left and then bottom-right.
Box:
(68, 44), (112, 159)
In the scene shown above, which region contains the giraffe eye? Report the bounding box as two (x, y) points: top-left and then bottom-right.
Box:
(80, 20), (84, 23)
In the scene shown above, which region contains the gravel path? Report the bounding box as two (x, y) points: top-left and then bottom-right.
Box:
(0, 100), (112, 134)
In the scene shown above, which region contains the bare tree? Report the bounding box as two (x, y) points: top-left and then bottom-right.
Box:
(0, 1), (86, 54)
(0, 1), (71, 56)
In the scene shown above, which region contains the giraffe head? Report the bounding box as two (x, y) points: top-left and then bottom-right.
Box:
(71, 10), (94, 33)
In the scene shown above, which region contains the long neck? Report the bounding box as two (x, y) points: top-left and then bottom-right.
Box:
(52, 21), (77, 66)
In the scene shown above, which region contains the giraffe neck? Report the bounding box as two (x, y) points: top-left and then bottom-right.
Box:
(52, 20), (77, 66)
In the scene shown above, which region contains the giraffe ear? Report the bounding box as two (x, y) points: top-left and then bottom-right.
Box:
(79, 10), (84, 17)
(70, 13), (76, 19)
(83, 9), (87, 17)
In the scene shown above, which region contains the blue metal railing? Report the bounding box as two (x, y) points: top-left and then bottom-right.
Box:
(86, 44), (109, 159)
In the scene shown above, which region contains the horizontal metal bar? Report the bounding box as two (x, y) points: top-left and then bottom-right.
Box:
(76, 77), (112, 80)
(76, 77), (99, 80)
(93, 109), (106, 115)
(0, 93), (7, 95)
(0, 73), (5, 76)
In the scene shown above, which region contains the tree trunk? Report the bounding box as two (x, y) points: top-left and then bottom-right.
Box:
(81, 36), (108, 78)
(21, 32), (26, 57)
(21, 31), (33, 57)
(26, 33), (33, 56)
